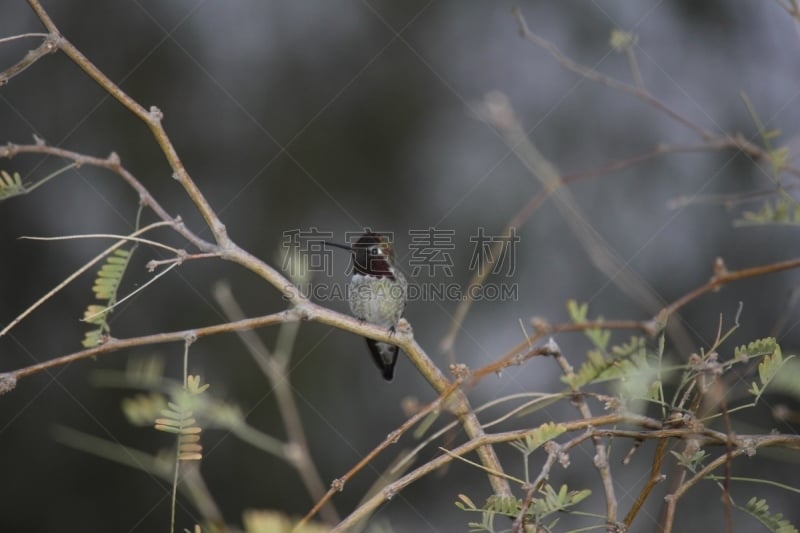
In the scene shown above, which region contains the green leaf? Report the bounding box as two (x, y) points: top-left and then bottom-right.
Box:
(153, 383), (209, 461)
(749, 341), (794, 401)
(511, 422), (566, 455)
(537, 484), (592, 513)
(566, 300), (612, 349)
(735, 198), (800, 227)
(484, 494), (523, 515)
(758, 345), (783, 385)
(566, 299), (588, 323)
(735, 338), (779, 362)
(81, 329), (105, 349)
(669, 449), (706, 472)
(563, 336), (651, 391)
(586, 326), (611, 351)
(0, 170), (25, 199)
(741, 497), (798, 533)
(82, 247), (134, 347)
(186, 375), (210, 394)
(455, 493), (477, 511)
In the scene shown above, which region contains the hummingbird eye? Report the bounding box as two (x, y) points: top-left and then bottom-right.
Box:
(369, 247), (380, 255)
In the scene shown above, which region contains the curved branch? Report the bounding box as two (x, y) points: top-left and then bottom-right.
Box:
(0, 142), (212, 252)
(26, 0), (228, 247)
(658, 256), (800, 321)
(0, 294), (513, 497)
(332, 413), (800, 531)
(297, 380), (461, 529)
(2, 310), (294, 383)
(0, 221), (173, 339)
(0, 33), (59, 86)
(474, 255), (800, 383)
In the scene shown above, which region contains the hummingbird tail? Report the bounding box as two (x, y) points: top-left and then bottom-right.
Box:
(366, 338), (399, 381)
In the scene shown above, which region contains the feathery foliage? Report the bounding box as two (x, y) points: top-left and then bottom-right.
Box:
(82, 248), (134, 347)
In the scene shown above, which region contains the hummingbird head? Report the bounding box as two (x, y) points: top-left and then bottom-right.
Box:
(327, 231), (397, 279)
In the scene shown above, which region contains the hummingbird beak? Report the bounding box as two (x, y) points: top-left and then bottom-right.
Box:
(325, 241), (353, 251)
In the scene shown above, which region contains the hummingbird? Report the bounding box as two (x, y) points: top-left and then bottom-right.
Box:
(327, 231), (408, 381)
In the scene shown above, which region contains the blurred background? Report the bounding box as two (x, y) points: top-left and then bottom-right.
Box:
(1, 1), (800, 531)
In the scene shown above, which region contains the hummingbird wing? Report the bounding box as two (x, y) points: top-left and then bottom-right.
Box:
(366, 339), (399, 381)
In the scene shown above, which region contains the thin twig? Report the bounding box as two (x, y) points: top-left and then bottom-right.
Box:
(0, 33), (59, 86)
(471, 319), (656, 383)
(551, 350), (618, 529)
(719, 381), (734, 533)
(392, 391), (560, 475)
(513, 7), (800, 184)
(473, 255), (800, 385)
(20, 232), (181, 254)
(26, 0), (228, 247)
(657, 256), (800, 322)
(85, 262), (180, 323)
(3, 310), (295, 382)
(439, 135), (789, 356)
(330, 416), (624, 532)
(0, 221), (173, 338)
(146, 252), (220, 270)
(213, 282), (339, 525)
(512, 431), (594, 532)
(480, 91), (696, 356)
(1, 292), (512, 497)
(331, 413), (800, 532)
(439, 446), (526, 484)
(662, 448), (748, 533)
(297, 380), (461, 530)
(512, 7), (712, 140)
(0, 143), (212, 252)
(622, 438), (668, 528)
(0, 32), (50, 44)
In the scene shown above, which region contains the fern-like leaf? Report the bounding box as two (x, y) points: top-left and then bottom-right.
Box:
(82, 248), (133, 347)
(736, 337), (779, 362)
(669, 449), (707, 473)
(566, 299), (588, 323)
(92, 249), (131, 300)
(741, 497), (798, 533)
(510, 422), (566, 455)
(484, 494), (524, 516)
(154, 376), (210, 462)
(566, 300), (611, 349)
(538, 484), (591, 513)
(758, 345), (784, 386)
(735, 198), (800, 226)
(747, 339), (794, 400)
(457, 484), (591, 531)
(155, 402), (203, 461)
(563, 349), (608, 389)
(0, 170), (25, 199)
(81, 329), (105, 350)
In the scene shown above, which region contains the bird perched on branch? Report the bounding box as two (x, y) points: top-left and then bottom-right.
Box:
(327, 231), (407, 381)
